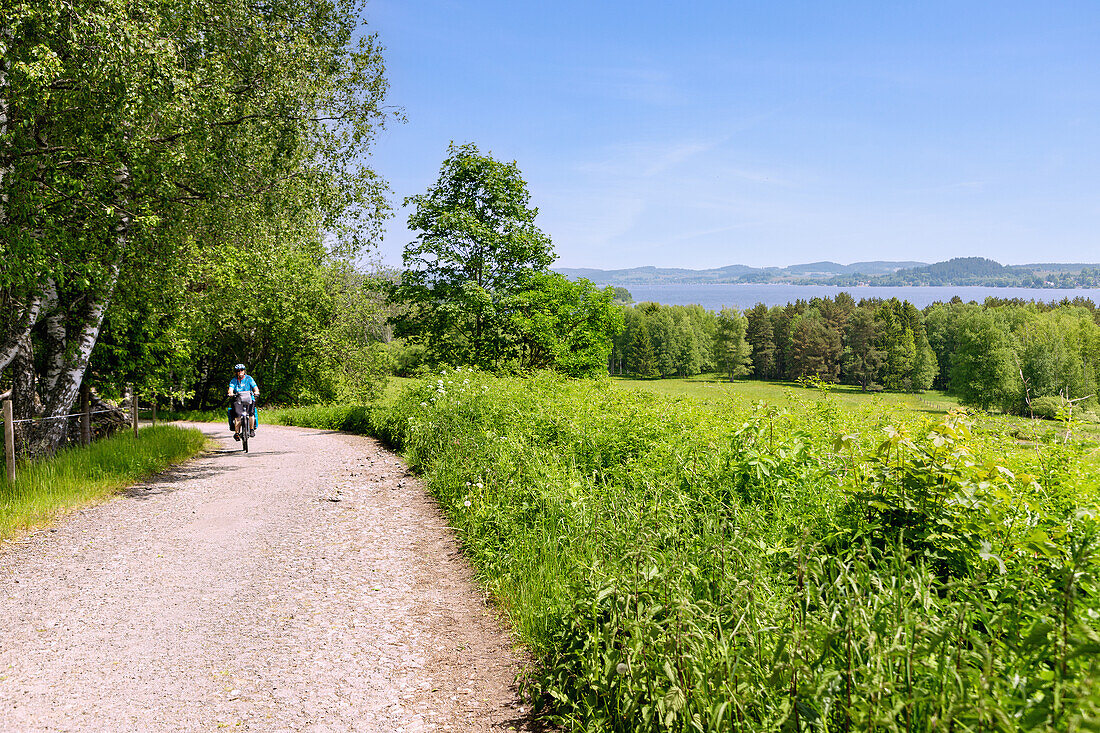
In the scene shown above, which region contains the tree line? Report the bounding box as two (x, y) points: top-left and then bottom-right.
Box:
(610, 293), (1100, 416)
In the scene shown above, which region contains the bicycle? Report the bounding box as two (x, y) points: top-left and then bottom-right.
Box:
(229, 390), (256, 453)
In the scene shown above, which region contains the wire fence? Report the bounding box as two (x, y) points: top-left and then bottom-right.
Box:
(5, 408), (121, 425)
(2, 391), (160, 482)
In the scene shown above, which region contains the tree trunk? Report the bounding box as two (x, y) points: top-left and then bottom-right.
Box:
(41, 305), (68, 395)
(0, 282), (53, 372)
(10, 333), (36, 421)
(25, 263), (119, 455)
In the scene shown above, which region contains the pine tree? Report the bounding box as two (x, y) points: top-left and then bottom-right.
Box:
(629, 324), (658, 378)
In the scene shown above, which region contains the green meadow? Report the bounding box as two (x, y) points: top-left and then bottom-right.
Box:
(612, 374), (960, 412)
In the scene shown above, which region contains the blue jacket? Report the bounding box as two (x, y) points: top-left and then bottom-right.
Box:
(229, 375), (258, 394)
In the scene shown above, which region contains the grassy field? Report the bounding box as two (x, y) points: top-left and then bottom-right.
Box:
(612, 373), (960, 412)
(0, 425), (208, 541)
(614, 374), (1100, 445)
(252, 370), (1100, 730)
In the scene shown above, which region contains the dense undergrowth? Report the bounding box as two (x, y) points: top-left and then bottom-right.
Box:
(206, 374), (1100, 730)
(0, 425), (207, 539)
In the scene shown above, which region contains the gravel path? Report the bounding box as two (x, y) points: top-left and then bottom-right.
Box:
(0, 422), (535, 732)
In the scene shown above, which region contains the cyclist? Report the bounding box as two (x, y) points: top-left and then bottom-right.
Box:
(227, 363), (259, 440)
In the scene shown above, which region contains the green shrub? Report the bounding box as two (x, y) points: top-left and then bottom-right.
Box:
(1031, 395), (1069, 420)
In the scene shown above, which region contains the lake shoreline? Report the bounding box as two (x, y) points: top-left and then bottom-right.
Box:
(620, 283), (1100, 310)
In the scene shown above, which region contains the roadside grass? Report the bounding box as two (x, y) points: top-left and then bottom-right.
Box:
(372, 371), (1100, 730)
(0, 425), (207, 541)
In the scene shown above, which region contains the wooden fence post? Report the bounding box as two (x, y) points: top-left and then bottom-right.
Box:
(3, 400), (15, 483)
(130, 385), (138, 438)
(80, 383), (92, 446)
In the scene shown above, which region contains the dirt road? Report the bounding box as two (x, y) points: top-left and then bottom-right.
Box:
(0, 423), (533, 732)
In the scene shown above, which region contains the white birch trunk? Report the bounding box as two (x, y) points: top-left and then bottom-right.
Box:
(42, 304), (68, 395)
(27, 264), (119, 454)
(0, 280), (54, 371)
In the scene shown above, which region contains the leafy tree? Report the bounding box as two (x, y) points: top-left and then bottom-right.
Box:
(924, 302), (975, 391)
(714, 307), (752, 381)
(507, 273), (623, 377)
(949, 310), (1020, 411)
(398, 143), (554, 368)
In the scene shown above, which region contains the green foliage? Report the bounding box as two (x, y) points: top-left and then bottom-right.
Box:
(842, 307), (884, 390)
(613, 303), (717, 378)
(949, 309), (1021, 412)
(288, 371), (1100, 731)
(789, 309), (842, 381)
(745, 302), (777, 379)
(713, 307), (752, 381)
(1030, 395), (1100, 423)
(397, 142), (555, 368)
(507, 272), (623, 377)
(628, 321), (658, 378)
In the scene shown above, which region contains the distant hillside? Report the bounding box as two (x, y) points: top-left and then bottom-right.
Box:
(899, 257), (1006, 279)
(822, 258), (1100, 288)
(556, 260), (925, 285)
(558, 257), (1100, 288)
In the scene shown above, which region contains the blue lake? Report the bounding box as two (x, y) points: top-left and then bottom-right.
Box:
(623, 284), (1100, 310)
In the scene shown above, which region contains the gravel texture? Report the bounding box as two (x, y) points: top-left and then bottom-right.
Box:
(0, 422), (535, 732)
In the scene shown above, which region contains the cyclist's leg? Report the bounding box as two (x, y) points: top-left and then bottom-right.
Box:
(227, 406), (233, 430)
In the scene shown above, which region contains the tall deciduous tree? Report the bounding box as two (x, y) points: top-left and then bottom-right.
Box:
(949, 310), (1020, 412)
(507, 273), (623, 377)
(399, 143), (554, 368)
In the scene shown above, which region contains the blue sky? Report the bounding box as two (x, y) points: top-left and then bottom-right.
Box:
(362, 1), (1100, 269)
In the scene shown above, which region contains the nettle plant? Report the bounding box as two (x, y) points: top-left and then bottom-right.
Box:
(835, 409), (1031, 579)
